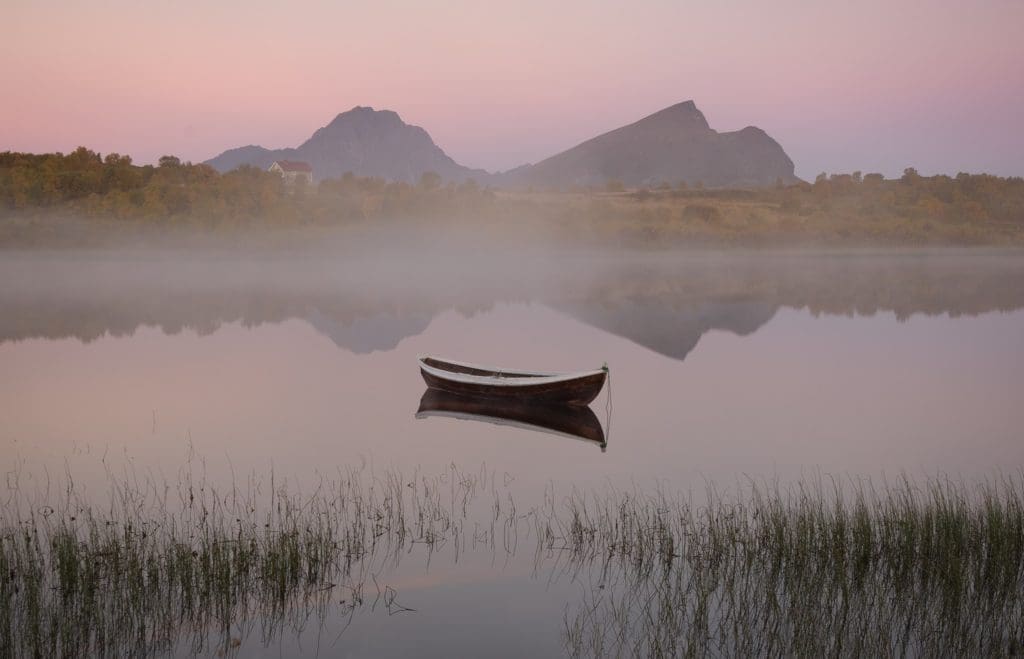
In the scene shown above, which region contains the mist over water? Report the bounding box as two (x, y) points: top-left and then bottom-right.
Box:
(3, 242), (1022, 483)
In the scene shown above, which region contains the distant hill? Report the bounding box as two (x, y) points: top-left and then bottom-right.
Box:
(206, 101), (797, 188)
(496, 101), (798, 188)
(205, 107), (486, 183)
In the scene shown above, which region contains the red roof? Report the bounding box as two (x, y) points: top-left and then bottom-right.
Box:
(272, 160), (313, 173)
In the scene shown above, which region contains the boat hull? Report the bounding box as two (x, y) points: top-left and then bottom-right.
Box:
(419, 365), (606, 406)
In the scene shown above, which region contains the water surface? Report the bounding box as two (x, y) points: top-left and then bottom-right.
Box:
(2, 247), (1023, 655)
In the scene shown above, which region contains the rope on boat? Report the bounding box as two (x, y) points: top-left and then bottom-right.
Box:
(602, 363), (612, 449)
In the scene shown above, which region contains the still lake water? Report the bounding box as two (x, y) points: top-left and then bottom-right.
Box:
(2, 247), (1023, 655)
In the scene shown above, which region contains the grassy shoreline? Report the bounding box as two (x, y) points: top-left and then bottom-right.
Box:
(3, 149), (1023, 247)
(4, 194), (1023, 250)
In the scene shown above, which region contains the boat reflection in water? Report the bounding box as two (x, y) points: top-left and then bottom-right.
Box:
(416, 389), (608, 452)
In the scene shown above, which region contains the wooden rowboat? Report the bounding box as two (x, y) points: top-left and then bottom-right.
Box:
(418, 356), (607, 406)
(416, 389), (607, 450)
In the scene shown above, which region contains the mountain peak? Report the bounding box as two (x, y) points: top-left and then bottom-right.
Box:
(638, 100), (710, 130)
(206, 106), (482, 183)
(323, 106), (403, 130)
(500, 100), (796, 188)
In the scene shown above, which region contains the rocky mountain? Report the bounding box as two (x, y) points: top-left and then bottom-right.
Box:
(496, 101), (798, 188)
(202, 145), (281, 173)
(205, 106), (486, 183)
(206, 101), (796, 188)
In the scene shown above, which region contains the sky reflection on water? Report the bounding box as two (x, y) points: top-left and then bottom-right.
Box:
(2, 249), (1023, 497)
(2, 249), (1024, 656)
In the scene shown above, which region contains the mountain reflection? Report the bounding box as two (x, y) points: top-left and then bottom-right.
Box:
(561, 299), (778, 361)
(1, 249), (1022, 362)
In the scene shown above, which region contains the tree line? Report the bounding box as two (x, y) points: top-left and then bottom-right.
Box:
(1, 147), (1022, 245)
(0, 148), (495, 226)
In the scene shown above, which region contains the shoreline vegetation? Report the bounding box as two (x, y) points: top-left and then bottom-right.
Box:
(2, 148), (1023, 248)
(2, 461), (1021, 656)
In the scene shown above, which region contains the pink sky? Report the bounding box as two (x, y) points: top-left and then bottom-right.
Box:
(2, 0), (1022, 179)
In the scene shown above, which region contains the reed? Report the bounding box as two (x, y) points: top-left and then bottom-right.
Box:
(0, 462), (495, 657)
(552, 474), (1024, 657)
(2, 465), (1022, 657)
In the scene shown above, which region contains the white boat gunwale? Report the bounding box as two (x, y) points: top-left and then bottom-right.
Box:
(417, 355), (605, 388)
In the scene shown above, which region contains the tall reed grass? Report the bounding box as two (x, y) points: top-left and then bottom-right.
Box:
(553, 475), (1024, 657)
(2, 466), (1021, 657)
(0, 461), (497, 657)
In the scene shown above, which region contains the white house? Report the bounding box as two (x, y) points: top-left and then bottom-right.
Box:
(268, 160), (313, 187)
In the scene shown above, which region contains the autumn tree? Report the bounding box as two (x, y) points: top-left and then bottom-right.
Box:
(418, 171), (442, 191)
